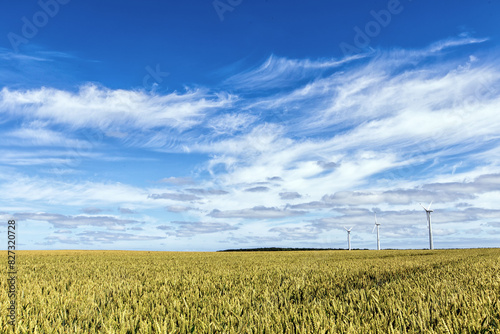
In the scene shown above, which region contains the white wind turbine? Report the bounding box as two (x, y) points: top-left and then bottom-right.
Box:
(420, 201), (434, 250)
(372, 213), (381, 250)
(343, 226), (353, 250)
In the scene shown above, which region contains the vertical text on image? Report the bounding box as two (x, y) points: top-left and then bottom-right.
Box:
(7, 220), (17, 328)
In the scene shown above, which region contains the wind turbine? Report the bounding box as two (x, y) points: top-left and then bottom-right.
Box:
(343, 226), (353, 250)
(420, 201), (434, 250)
(372, 213), (381, 250)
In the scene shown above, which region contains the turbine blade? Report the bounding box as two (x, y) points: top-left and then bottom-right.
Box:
(374, 212), (378, 224)
(428, 200), (433, 210)
(372, 225), (376, 233)
(420, 203), (427, 211)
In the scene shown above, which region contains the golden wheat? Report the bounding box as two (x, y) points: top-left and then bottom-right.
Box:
(1, 249), (499, 333)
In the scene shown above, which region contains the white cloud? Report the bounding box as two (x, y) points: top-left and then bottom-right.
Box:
(166, 205), (194, 213)
(224, 53), (367, 89)
(5, 126), (85, 147)
(2, 37), (500, 249)
(0, 173), (149, 208)
(0, 84), (233, 131)
(14, 212), (142, 229)
(149, 192), (201, 202)
(159, 177), (195, 185)
(182, 40), (500, 220)
(208, 206), (307, 219)
(157, 221), (238, 237)
(279, 192), (302, 200)
(426, 36), (488, 53)
(207, 113), (258, 135)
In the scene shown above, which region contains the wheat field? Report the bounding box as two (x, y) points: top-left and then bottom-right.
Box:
(1, 249), (499, 333)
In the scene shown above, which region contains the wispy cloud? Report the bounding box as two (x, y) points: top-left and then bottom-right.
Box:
(14, 212), (142, 229)
(119, 207), (136, 214)
(426, 35), (489, 53)
(0, 173), (149, 207)
(0, 84), (233, 132)
(209, 206), (307, 219)
(185, 188), (229, 196)
(244, 186), (270, 193)
(279, 192), (302, 200)
(4, 125), (87, 147)
(159, 177), (195, 185)
(148, 193), (201, 202)
(158, 221), (238, 237)
(81, 207), (103, 214)
(224, 53), (366, 90)
(166, 205), (194, 213)
(423, 174), (500, 194)
(43, 231), (163, 245)
(2, 36), (500, 250)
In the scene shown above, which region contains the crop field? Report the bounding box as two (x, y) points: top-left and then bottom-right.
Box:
(1, 249), (500, 333)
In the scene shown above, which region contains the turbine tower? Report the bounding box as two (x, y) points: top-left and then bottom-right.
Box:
(372, 213), (381, 250)
(343, 226), (353, 250)
(420, 201), (434, 250)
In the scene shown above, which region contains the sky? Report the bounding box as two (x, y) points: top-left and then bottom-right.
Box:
(1, 0), (500, 251)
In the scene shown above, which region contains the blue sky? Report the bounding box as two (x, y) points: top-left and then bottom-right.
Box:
(1, 0), (500, 251)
